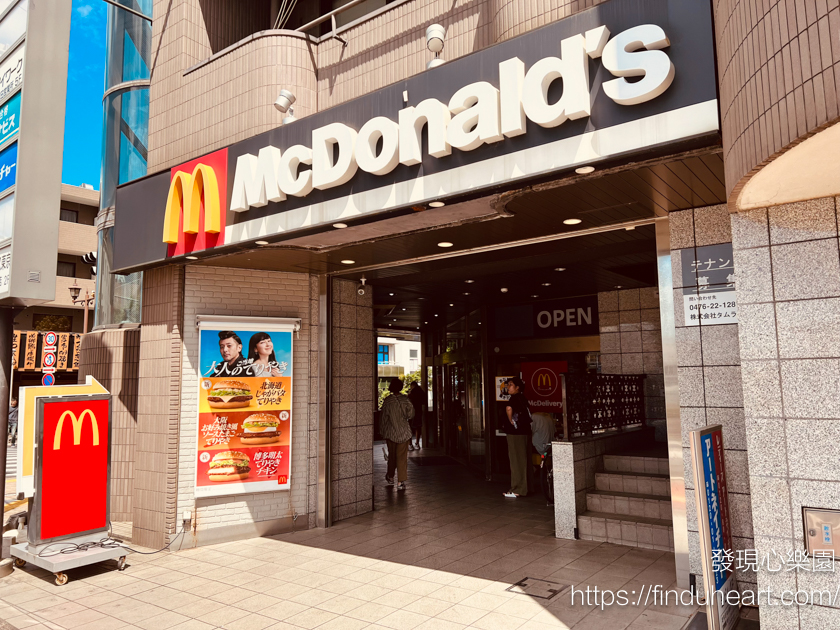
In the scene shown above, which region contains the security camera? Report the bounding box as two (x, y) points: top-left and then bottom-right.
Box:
(274, 89), (296, 113)
(357, 276), (367, 296)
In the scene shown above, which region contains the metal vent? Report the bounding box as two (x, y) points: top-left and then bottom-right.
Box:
(28, 271), (40, 283)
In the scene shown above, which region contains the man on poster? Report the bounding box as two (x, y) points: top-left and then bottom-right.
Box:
(211, 331), (251, 376)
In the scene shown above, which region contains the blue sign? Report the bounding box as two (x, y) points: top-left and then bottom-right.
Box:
(41, 373), (55, 387)
(700, 432), (727, 590)
(0, 91), (19, 146)
(0, 141), (17, 194)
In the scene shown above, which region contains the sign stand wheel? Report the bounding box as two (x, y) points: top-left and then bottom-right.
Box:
(13, 558), (25, 568)
(118, 556), (126, 571)
(54, 572), (68, 586)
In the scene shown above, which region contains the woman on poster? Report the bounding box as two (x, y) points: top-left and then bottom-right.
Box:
(247, 332), (284, 377)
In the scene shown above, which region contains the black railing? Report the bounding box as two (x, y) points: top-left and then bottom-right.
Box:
(564, 374), (646, 438)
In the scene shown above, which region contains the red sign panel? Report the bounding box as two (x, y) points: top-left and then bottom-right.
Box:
(38, 397), (110, 541)
(521, 361), (567, 411)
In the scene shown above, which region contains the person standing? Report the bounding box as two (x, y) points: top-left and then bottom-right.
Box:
(7, 397), (17, 447)
(380, 378), (414, 491)
(407, 381), (426, 450)
(503, 377), (531, 498)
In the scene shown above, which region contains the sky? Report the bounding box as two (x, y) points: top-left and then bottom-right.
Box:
(60, 0), (107, 189)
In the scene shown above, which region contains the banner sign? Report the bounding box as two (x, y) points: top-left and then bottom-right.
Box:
(30, 394), (111, 544)
(690, 425), (738, 630)
(0, 90), (19, 145)
(494, 295), (599, 340)
(195, 319), (296, 498)
(521, 362), (567, 411)
(0, 43), (23, 103)
(114, 0), (719, 273)
(681, 243), (737, 326)
(0, 140), (16, 193)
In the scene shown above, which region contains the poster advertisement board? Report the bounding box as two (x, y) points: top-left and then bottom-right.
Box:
(521, 361), (567, 411)
(681, 244), (738, 327)
(195, 319), (297, 498)
(690, 425), (739, 630)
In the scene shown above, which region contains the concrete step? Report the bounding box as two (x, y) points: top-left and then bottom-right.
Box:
(578, 511), (674, 551)
(586, 490), (672, 521)
(595, 471), (670, 497)
(603, 453), (669, 476)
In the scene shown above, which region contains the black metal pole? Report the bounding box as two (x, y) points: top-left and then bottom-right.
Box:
(0, 307), (15, 512)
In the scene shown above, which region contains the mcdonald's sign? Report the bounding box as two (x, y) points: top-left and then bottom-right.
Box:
(31, 395), (111, 544)
(163, 148), (228, 257)
(522, 361), (567, 411)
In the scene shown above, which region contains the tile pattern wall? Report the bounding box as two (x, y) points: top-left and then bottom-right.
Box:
(731, 196), (840, 628)
(598, 288), (666, 438)
(331, 278), (375, 522)
(714, 0), (840, 198)
(134, 266), (185, 549)
(491, 0), (608, 43)
(670, 204), (755, 597)
(77, 327), (141, 523)
(178, 268), (319, 535)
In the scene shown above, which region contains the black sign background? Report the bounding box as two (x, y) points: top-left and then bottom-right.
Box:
(494, 295), (599, 340)
(114, 0), (717, 272)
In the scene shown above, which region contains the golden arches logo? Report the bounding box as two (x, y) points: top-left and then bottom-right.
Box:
(162, 163), (222, 245)
(537, 373), (553, 387)
(53, 409), (99, 450)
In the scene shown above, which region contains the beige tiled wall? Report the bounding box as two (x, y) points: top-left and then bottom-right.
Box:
(134, 266), (185, 549)
(178, 267), (319, 536)
(78, 327), (141, 523)
(670, 205), (755, 598)
(331, 278), (375, 522)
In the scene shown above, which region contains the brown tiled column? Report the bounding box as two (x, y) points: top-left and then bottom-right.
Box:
(330, 278), (375, 522)
(669, 205), (755, 598)
(78, 327), (140, 523)
(132, 266), (184, 549)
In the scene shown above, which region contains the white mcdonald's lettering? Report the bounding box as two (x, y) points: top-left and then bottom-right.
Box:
(229, 23), (675, 213)
(53, 409), (99, 450)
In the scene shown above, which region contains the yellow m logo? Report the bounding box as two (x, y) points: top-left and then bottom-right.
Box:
(537, 373), (553, 387)
(53, 409), (99, 450)
(162, 163), (222, 244)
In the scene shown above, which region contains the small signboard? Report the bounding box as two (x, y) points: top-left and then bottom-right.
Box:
(681, 244), (738, 326)
(690, 425), (739, 630)
(521, 361), (567, 411)
(0, 91), (21, 146)
(495, 376), (515, 401)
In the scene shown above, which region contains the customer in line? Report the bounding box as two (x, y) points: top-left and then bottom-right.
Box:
(504, 377), (532, 498)
(380, 378), (414, 491)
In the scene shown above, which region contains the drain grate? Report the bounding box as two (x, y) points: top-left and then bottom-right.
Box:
(506, 577), (572, 600)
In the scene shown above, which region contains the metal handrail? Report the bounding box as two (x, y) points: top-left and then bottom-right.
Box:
(294, 0), (368, 33)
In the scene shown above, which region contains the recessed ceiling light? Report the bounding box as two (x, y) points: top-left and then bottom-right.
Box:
(186, 255), (198, 260)
(555, 267), (566, 272)
(402, 308), (406, 311)
(465, 279), (474, 284)
(434, 314), (438, 317)
(255, 240), (269, 245)
(341, 260), (355, 265)
(531, 294), (539, 298)
(542, 282), (551, 287)
(424, 321), (428, 324)
(333, 223), (348, 228)
(437, 242), (453, 248)
(563, 218), (582, 225)
(615, 285), (623, 289)
(449, 303), (454, 307)
(500, 288), (509, 293)
(389, 292), (394, 296)
(429, 201), (445, 208)
(575, 165), (595, 174)
(393, 318), (397, 321)
(388, 324), (392, 326)
(463, 292), (470, 296)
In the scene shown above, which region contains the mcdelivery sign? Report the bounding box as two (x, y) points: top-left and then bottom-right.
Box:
(114, 0), (718, 271)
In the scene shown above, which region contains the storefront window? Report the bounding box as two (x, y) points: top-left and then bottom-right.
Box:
(95, 227), (142, 326)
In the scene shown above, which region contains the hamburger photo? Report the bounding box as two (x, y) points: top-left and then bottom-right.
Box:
(207, 379), (253, 409)
(208, 451), (251, 482)
(240, 413), (281, 445)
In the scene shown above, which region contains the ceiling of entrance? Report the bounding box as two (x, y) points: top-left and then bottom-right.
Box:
(195, 150), (725, 329)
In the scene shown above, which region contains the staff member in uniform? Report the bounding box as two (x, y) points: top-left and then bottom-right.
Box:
(504, 377), (531, 498)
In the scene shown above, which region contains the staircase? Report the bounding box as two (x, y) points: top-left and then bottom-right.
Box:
(577, 451), (674, 551)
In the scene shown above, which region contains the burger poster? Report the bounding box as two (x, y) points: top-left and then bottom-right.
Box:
(194, 323), (295, 497)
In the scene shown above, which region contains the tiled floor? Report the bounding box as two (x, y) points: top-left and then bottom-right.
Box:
(0, 445), (695, 629)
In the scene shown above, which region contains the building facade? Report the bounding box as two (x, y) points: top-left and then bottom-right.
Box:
(83, 1), (840, 627)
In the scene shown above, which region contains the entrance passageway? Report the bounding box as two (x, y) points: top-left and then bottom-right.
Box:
(1, 444), (695, 630)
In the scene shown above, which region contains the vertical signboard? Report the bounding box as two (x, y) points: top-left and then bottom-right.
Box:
(681, 244), (738, 326)
(30, 394), (111, 544)
(690, 425), (739, 630)
(195, 318), (297, 498)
